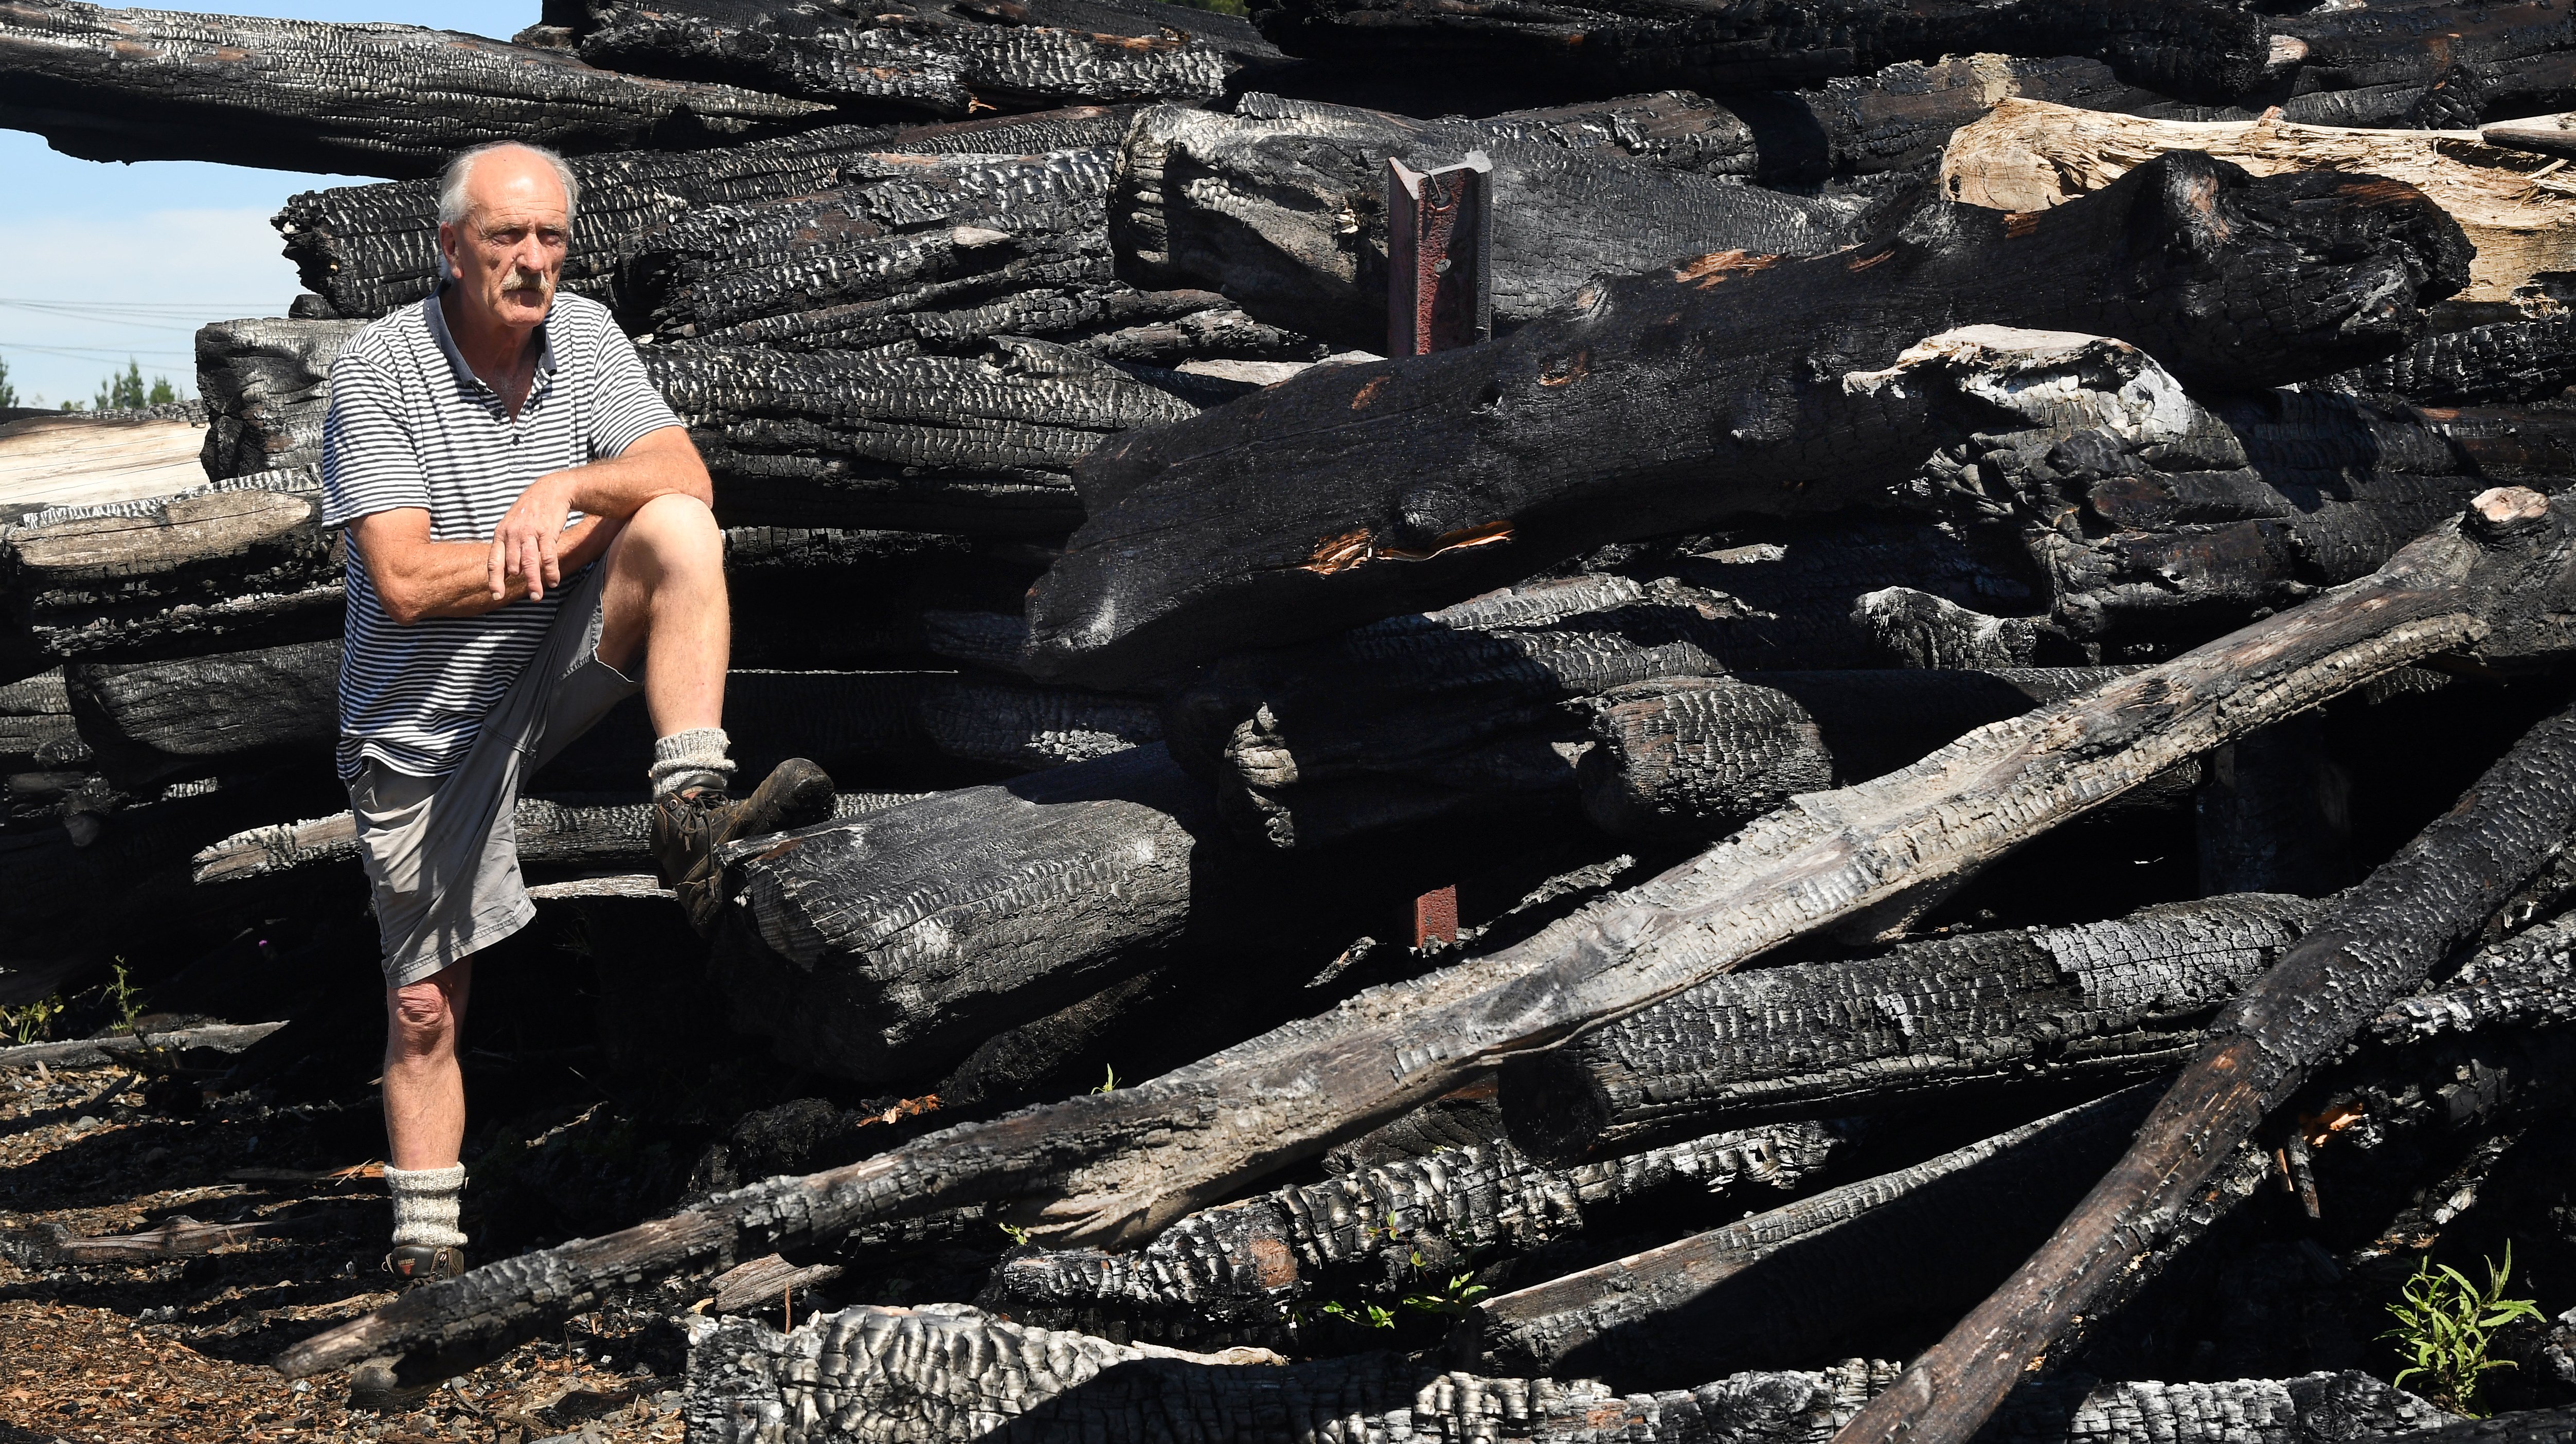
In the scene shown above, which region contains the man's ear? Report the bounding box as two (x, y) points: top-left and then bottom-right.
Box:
(436, 221), (462, 280)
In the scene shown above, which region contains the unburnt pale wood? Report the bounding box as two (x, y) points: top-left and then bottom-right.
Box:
(1029, 154), (2472, 687)
(0, 0), (828, 177)
(273, 485), (2576, 1387)
(1940, 99), (2576, 305)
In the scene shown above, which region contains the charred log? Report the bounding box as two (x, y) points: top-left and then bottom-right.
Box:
(679, 1303), (2450, 1444)
(2323, 314), (2576, 407)
(0, 669), (86, 771)
(1939, 100), (2576, 309)
(2273, 4), (2576, 121)
(1469, 1091), (2153, 1385)
(1114, 96), (1917, 351)
(191, 789), (925, 885)
(1164, 523), (2053, 848)
(1578, 667), (2139, 843)
(3, 469), (342, 665)
(0, 0), (829, 177)
(65, 639), (338, 788)
(270, 484), (2576, 1386)
(1250, 0), (2272, 106)
(195, 317), (367, 479)
(1029, 155), (2474, 687)
(981, 1122), (1839, 1334)
(274, 106), (1137, 320)
(1832, 630), (2576, 1444)
(652, 337), (1199, 535)
(1498, 893), (2315, 1161)
(570, 0), (1263, 117)
(2371, 910), (2576, 1045)
(916, 675), (1160, 770)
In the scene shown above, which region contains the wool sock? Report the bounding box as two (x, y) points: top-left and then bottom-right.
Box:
(385, 1163), (468, 1248)
(650, 727), (735, 798)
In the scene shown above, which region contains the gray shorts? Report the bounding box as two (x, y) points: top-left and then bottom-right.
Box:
(349, 563), (643, 988)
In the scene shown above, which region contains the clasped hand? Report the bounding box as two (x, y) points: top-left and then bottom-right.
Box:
(488, 473), (578, 602)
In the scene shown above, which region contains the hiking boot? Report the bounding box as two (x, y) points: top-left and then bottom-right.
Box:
(383, 1243), (467, 1288)
(666, 757), (836, 934)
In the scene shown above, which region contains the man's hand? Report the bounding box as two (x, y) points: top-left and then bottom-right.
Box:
(489, 472), (578, 602)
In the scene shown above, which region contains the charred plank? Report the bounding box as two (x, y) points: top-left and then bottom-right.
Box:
(1498, 894), (2315, 1162)
(981, 1123), (1838, 1335)
(196, 317), (366, 480)
(1030, 155), (2474, 687)
(0, 0), (829, 178)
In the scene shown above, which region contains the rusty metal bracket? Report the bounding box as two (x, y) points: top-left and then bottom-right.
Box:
(1386, 151), (1493, 357)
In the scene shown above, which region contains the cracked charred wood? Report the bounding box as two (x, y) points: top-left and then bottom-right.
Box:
(2196, 715), (2353, 898)
(683, 1305), (1903, 1444)
(1832, 628), (2576, 1442)
(1894, 338), (2576, 660)
(1579, 667), (2141, 843)
(271, 483), (2576, 1387)
(681, 1304), (2446, 1444)
(1940, 101), (2576, 309)
(0, 670), (86, 771)
(2382, 1410), (2576, 1444)
(65, 639), (338, 788)
(2, 470), (343, 665)
(1250, 0), (2271, 106)
(0, 0), (830, 178)
(570, 0), (1266, 118)
(195, 317), (366, 480)
(190, 790), (926, 886)
(981, 1123), (1839, 1336)
(2371, 910), (2576, 1045)
(2273, 3), (2576, 125)
(1029, 155), (2475, 688)
(1719, 55), (2173, 185)
(916, 675), (1160, 770)
(1851, 588), (2080, 670)
(1165, 521), (2052, 847)
(651, 337), (1199, 535)
(274, 106), (1135, 321)
(1469, 1091), (2154, 1385)
(2323, 314), (2576, 406)
(1497, 894), (2316, 1162)
(1114, 96), (1917, 353)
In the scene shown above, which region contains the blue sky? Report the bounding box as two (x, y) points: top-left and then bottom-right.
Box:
(0, 1), (538, 407)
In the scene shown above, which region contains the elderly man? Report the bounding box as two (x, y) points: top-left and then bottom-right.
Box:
(321, 141), (833, 1285)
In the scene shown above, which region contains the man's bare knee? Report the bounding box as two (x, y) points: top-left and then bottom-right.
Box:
(629, 493), (721, 571)
(387, 971), (468, 1060)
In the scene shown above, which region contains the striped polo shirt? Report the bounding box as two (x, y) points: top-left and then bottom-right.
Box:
(320, 287), (681, 780)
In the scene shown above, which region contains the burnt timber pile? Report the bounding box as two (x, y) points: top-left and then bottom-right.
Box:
(11, 0), (2576, 1440)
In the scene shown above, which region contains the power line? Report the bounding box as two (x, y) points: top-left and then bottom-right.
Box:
(0, 299), (280, 333)
(0, 340), (198, 362)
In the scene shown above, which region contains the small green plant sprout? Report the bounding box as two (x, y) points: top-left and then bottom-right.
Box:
(2380, 1242), (2545, 1416)
(997, 1222), (1032, 1247)
(1092, 1066), (1118, 1094)
(1401, 1273), (1491, 1319)
(1, 993), (63, 1045)
(1316, 1299), (1397, 1329)
(104, 959), (144, 1031)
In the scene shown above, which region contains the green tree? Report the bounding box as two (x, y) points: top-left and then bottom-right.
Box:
(0, 355), (16, 409)
(95, 359), (148, 411)
(147, 375), (176, 406)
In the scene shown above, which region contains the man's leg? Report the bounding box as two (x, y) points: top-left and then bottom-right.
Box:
(383, 960), (472, 1278)
(604, 493), (834, 926)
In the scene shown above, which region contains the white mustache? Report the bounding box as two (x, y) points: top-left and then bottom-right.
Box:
(501, 266), (548, 292)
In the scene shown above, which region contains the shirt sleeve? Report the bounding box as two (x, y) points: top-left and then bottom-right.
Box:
(586, 321), (686, 459)
(318, 353), (432, 528)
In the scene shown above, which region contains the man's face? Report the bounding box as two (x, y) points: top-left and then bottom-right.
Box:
(436, 149), (570, 337)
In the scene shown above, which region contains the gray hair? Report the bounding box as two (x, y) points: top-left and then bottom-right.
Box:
(436, 141), (580, 228)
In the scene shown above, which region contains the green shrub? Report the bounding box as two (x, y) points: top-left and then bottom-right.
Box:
(2381, 1243), (2545, 1416)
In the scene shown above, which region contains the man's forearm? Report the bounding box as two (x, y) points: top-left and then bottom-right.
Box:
(381, 515), (615, 621)
(555, 429), (713, 522)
